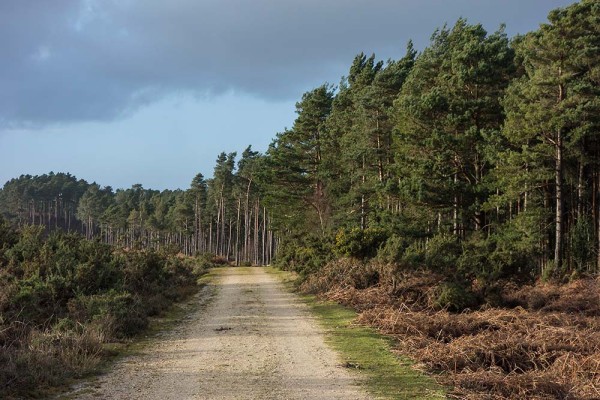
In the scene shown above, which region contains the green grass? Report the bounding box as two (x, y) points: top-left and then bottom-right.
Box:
(266, 267), (446, 400)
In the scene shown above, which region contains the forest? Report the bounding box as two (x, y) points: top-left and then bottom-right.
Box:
(1, 0), (599, 398)
(3, 0), (598, 280)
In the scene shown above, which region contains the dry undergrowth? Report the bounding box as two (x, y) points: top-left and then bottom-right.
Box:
(0, 321), (107, 397)
(301, 259), (600, 399)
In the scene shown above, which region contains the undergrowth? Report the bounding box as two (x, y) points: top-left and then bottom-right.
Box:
(0, 226), (212, 399)
(301, 258), (600, 399)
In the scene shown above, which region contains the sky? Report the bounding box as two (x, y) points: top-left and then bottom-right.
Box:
(0, 0), (577, 191)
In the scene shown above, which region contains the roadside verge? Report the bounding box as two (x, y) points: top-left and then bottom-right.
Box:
(265, 267), (445, 400)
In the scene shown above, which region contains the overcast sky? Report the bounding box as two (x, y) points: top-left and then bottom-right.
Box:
(0, 0), (577, 190)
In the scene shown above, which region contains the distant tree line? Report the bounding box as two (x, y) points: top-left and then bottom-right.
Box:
(0, 150), (275, 265)
(1, 0), (598, 280)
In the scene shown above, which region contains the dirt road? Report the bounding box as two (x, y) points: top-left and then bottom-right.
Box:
(69, 267), (371, 399)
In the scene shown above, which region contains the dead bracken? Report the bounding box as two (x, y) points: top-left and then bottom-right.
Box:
(302, 259), (600, 400)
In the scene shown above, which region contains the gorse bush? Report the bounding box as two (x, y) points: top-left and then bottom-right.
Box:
(424, 234), (461, 273)
(67, 290), (148, 338)
(0, 220), (207, 398)
(434, 282), (479, 312)
(334, 227), (388, 259)
(274, 233), (334, 276)
(375, 234), (411, 265)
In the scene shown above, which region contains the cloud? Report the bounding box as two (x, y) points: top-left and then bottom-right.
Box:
(0, 0), (574, 127)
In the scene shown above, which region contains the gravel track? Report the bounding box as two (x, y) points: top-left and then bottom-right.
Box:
(69, 267), (371, 399)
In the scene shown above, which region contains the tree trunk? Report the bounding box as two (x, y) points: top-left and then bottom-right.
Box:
(360, 155), (366, 230)
(227, 218), (233, 261)
(597, 171), (600, 271)
(244, 178), (252, 262)
(235, 197), (241, 265)
(555, 128), (564, 270)
(577, 160), (584, 220)
(254, 201), (259, 265)
(209, 221), (213, 254)
(453, 172), (459, 236)
(262, 206), (267, 266)
(474, 159), (483, 231)
(194, 196), (199, 254)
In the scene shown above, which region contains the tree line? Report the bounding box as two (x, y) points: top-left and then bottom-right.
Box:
(1, 0), (598, 281)
(266, 0), (600, 282)
(0, 150), (275, 266)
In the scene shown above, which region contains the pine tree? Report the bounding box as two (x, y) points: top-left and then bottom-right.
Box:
(266, 84), (334, 234)
(395, 20), (514, 237)
(502, 0), (600, 272)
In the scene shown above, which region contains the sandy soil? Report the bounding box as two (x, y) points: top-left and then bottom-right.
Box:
(68, 267), (371, 399)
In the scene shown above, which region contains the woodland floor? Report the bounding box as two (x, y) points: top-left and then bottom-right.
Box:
(61, 267), (371, 400)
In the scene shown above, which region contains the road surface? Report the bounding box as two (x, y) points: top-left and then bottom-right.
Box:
(69, 267), (371, 400)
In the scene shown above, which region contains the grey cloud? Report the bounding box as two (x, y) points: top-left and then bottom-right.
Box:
(0, 0), (575, 127)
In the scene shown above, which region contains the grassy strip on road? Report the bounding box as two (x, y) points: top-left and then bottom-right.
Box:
(266, 267), (446, 400)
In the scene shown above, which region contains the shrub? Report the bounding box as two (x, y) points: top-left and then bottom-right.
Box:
(212, 255), (229, 265)
(68, 291), (148, 338)
(334, 227), (388, 259)
(193, 252), (217, 274)
(400, 240), (427, 267)
(434, 282), (479, 312)
(163, 256), (196, 289)
(120, 250), (168, 295)
(5, 225), (45, 269)
(300, 258), (380, 293)
(273, 234), (334, 276)
(456, 227), (539, 286)
(376, 235), (410, 264)
(0, 228), (205, 397)
(0, 216), (17, 264)
(424, 234), (461, 272)
(8, 277), (57, 323)
(0, 324), (104, 398)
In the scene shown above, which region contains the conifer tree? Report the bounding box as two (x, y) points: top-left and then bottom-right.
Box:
(395, 20), (514, 237)
(502, 0), (600, 271)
